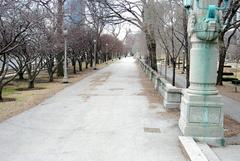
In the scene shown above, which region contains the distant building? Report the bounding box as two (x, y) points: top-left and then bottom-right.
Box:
(64, 0), (85, 26)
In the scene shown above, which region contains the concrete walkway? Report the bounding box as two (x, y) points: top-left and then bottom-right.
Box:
(0, 58), (186, 161)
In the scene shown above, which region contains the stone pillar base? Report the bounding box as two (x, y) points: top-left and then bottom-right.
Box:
(179, 89), (224, 146)
(163, 84), (182, 109)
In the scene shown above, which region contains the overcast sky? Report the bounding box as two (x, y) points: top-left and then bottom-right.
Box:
(103, 22), (140, 41)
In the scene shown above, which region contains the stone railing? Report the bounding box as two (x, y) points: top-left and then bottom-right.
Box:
(137, 58), (182, 109)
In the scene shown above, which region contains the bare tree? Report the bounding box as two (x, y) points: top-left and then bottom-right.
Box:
(85, 0), (112, 65)
(0, 1), (31, 56)
(0, 0), (50, 100)
(217, 0), (240, 85)
(9, 48), (27, 80)
(154, 0), (184, 86)
(103, 0), (158, 71)
(100, 33), (125, 60)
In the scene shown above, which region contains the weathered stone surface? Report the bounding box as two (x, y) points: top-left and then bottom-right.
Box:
(179, 0), (227, 146)
(179, 90), (224, 146)
(138, 59), (182, 109)
(179, 136), (208, 161)
(0, 58), (186, 161)
(163, 84), (182, 109)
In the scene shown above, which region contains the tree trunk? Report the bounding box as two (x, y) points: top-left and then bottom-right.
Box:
(49, 73), (54, 82)
(165, 53), (168, 79)
(0, 85), (3, 101)
(166, 54), (170, 66)
(90, 55), (93, 67)
(186, 50), (190, 88)
(85, 62), (88, 69)
(18, 71), (24, 80)
(73, 64), (76, 74)
(182, 51), (186, 74)
(172, 59), (176, 86)
(71, 59), (76, 74)
(178, 57), (181, 69)
(183, 9), (190, 88)
(96, 52), (100, 64)
(56, 53), (64, 77)
(28, 80), (35, 89)
(47, 63), (54, 82)
(56, 0), (64, 77)
(145, 32), (158, 71)
(78, 60), (82, 71)
(217, 33), (226, 85)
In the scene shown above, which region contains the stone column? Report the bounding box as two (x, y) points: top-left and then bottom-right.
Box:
(179, 0), (229, 146)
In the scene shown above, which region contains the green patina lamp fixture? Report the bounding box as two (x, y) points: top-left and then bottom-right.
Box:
(179, 0), (229, 146)
(184, 0), (229, 41)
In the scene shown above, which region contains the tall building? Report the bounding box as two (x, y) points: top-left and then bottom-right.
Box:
(64, 0), (85, 26)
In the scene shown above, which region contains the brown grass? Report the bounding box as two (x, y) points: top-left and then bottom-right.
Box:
(224, 115), (240, 137)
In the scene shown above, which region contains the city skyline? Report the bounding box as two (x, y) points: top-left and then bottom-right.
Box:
(64, 0), (85, 26)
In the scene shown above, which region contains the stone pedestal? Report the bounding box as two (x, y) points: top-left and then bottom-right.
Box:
(179, 35), (225, 146)
(179, 89), (224, 146)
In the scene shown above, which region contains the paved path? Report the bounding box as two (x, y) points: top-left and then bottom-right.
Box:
(0, 58), (185, 161)
(159, 66), (240, 122)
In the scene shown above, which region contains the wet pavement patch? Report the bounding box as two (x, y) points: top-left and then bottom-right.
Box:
(149, 104), (158, 109)
(144, 127), (161, 133)
(109, 88), (124, 91)
(90, 72), (112, 87)
(155, 110), (180, 119)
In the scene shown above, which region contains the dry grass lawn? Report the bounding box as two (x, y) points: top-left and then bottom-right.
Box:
(224, 115), (240, 137)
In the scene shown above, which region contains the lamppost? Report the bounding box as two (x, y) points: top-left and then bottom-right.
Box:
(62, 29), (68, 83)
(106, 43), (108, 64)
(93, 39), (97, 70)
(179, 0), (229, 146)
(181, 50), (186, 74)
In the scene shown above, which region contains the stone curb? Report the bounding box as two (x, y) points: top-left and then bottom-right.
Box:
(179, 136), (220, 161)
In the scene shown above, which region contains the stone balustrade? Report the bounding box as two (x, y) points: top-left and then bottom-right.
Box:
(137, 58), (182, 109)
